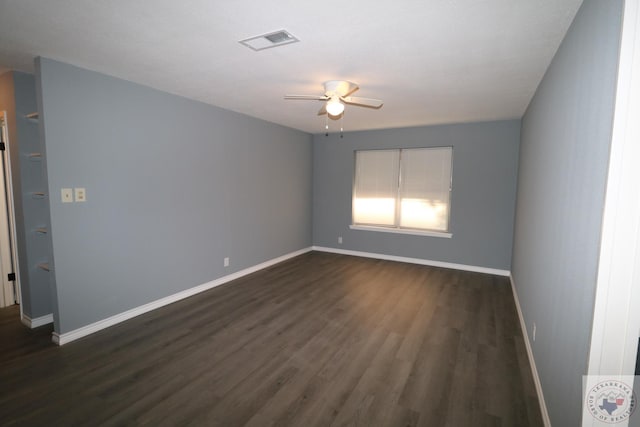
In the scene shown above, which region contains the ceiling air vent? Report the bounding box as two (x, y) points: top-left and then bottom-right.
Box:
(239, 30), (299, 51)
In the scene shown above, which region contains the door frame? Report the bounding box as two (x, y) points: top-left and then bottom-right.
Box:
(0, 111), (21, 308)
(586, 0), (640, 378)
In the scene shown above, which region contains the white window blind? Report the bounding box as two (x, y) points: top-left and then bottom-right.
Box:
(353, 150), (399, 226)
(353, 147), (452, 233)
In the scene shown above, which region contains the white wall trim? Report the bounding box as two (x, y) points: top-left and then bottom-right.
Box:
(312, 246), (510, 276)
(52, 245), (509, 346)
(20, 313), (54, 328)
(53, 247), (312, 345)
(509, 275), (551, 427)
(349, 224), (452, 239)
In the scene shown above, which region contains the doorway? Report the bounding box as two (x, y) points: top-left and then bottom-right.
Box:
(0, 111), (19, 308)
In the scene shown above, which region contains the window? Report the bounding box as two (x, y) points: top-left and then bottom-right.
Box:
(352, 147), (452, 235)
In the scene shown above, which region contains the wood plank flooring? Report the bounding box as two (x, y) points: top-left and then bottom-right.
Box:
(0, 252), (543, 426)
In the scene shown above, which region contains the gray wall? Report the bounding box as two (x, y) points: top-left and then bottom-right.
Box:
(312, 120), (520, 270)
(511, 0), (623, 425)
(0, 71), (53, 319)
(37, 58), (312, 334)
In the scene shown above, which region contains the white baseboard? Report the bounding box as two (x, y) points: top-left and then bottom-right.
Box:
(312, 246), (510, 276)
(51, 246), (508, 346)
(53, 247), (313, 346)
(509, 275), (551, 427)
(21, 313), (54, 328)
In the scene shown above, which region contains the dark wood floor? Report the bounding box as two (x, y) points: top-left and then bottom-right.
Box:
(0, 252), (542, 426)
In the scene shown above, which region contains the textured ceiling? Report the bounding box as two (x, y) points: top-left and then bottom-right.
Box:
(0, 0), (583, 133)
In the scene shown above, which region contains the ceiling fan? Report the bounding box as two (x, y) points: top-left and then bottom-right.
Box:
(284, 80), (383, 117)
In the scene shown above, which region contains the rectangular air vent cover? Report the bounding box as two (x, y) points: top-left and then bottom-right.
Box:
(240, 30), (299, 51)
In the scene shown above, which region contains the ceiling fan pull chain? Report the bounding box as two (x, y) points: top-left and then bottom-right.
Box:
(340, 113), (344, 138)
(325, 114), (329, 137)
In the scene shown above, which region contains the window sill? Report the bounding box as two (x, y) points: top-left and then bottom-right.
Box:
(349, 225), (452, 239)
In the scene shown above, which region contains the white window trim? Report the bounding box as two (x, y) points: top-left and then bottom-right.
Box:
(349, 224), (452, 238)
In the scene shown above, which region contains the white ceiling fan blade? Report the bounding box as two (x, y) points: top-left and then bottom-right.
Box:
(284, 95), (329, 100)
(341, 96), (383, 108)
(342, 82), (359, 97)
(317, 104), (327, 116)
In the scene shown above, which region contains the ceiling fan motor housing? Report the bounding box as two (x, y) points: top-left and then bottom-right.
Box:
(323, 80), (358, 97)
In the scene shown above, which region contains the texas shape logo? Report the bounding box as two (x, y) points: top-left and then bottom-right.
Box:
(586, 380), (636, 423)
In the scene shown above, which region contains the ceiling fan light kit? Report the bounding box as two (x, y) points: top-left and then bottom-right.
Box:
(326, 97), (345, 116)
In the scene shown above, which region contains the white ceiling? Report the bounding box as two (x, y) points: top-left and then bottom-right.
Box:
(0, 0), (583, 134)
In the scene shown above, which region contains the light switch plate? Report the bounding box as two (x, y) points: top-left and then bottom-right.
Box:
(74, 188), (86, 202)
(61, 188), (73, 203)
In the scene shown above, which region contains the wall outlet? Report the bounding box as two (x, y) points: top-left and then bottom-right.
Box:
(338, 236), (343, 244)
(74, 187), (86, 202)
(61, 188), (73, 203)
(533, 323), (537, 342)
(224, 257), (229, 267)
